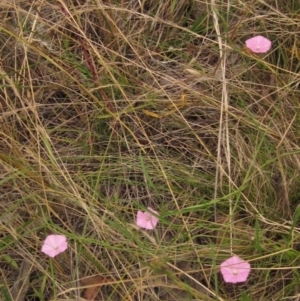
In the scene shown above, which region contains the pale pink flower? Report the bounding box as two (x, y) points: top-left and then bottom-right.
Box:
(41, 234), (68, 258)
(136, 207), (158, 230)
(245, 35), (271, 53)
(220, 255), (251, 283)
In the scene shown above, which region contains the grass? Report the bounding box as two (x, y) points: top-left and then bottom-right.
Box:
(0, 0), (300, 300)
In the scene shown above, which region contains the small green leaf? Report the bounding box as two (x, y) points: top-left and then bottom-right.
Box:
(1, 255), (18, 269)
(0, 286), (13, 301)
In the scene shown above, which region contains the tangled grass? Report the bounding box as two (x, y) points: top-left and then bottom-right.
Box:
(0, 0), (300, 300)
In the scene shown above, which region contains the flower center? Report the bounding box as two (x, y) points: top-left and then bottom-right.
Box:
(256, 45), (260, 50)
(53, 245), (58, 250)
(232, 268), (238, 275)
(145, 216), (150, 221)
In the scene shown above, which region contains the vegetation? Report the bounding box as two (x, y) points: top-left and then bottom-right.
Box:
(0, 0), (300, 300)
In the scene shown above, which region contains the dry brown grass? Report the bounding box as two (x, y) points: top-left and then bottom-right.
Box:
(0, 0), (300, 300)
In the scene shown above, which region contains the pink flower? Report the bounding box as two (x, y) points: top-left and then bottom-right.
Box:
(41, 234), (68, 258)
(220, 255), (251, 283)
(136, 207), (158, 230)
(245, 35), (271, 53)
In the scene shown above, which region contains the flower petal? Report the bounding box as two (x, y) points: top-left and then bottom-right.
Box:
(55, 235), (67, 245)
(220, 255), (251, 283)
(41, 234), (68, 258)
(245, 35), (271, 53)
(57, 241), (68, 253)
(136, 211), (146, 228)
(147, 207), (158, 216)
(136, 208), (159, 229)
(43, 234), (57, 245)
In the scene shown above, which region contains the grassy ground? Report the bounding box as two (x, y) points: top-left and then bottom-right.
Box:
(0, 0), (300, 300)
